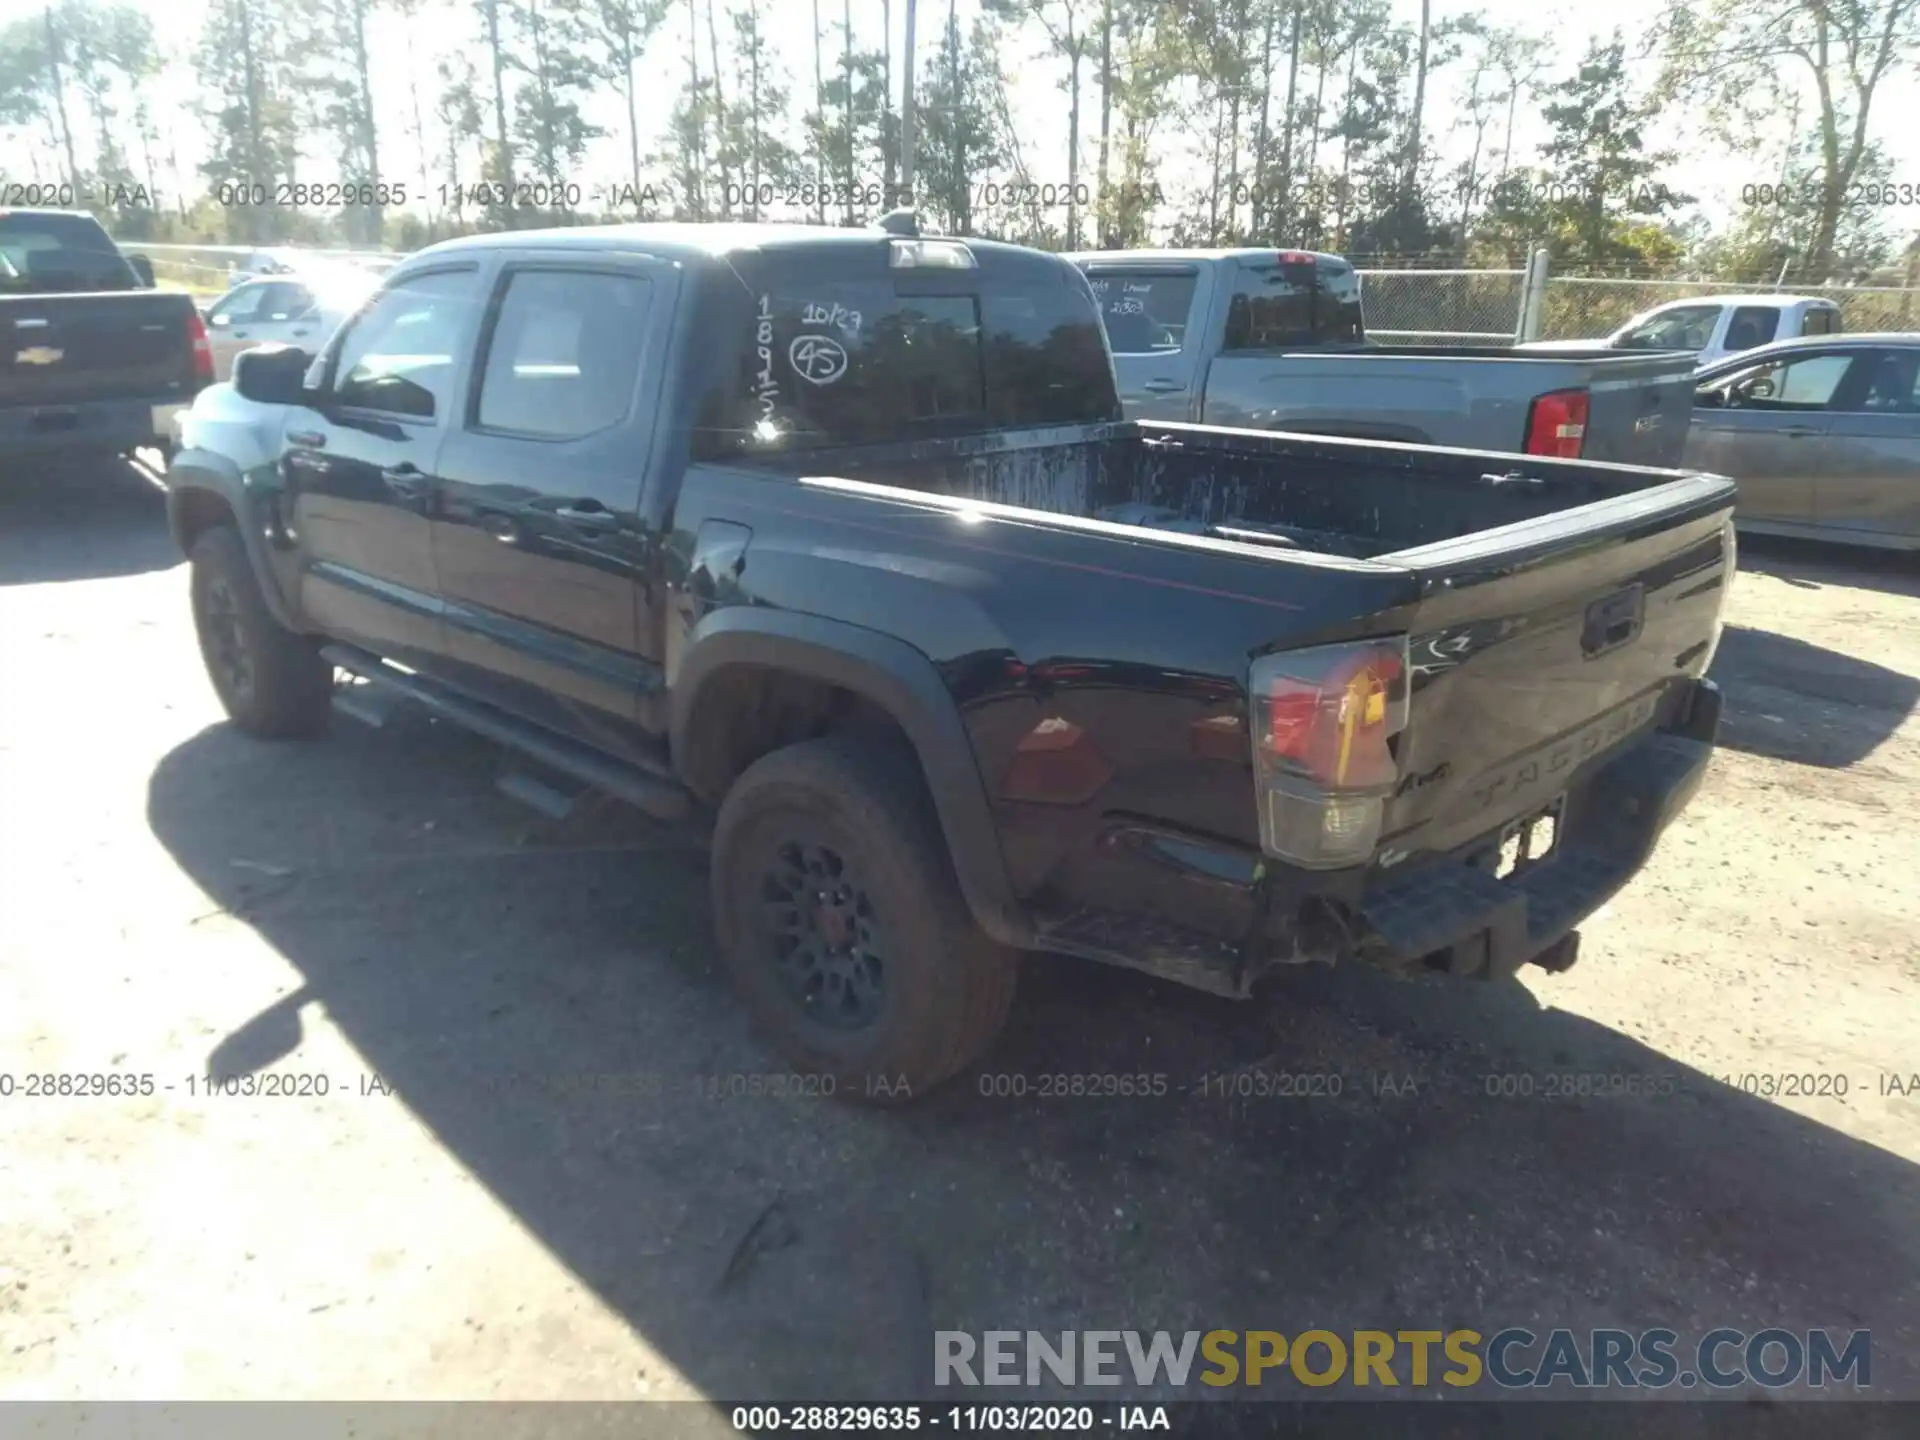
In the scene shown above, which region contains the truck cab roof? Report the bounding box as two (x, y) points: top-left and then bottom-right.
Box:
(409, 221), (1075, 274)
(1646, 293), (1837, 310)
(1066, 247), (1351, 267)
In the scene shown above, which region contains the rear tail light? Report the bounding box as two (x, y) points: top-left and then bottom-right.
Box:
(1249, 638), (1410, 868)
(188, 310), (214, 386)
(1524, 387), (1589, 458)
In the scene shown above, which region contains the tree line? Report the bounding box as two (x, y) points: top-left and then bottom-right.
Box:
(0, 0), (1915, 281)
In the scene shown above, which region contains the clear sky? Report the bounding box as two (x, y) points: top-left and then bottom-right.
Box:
(15, 0), (1920, 240)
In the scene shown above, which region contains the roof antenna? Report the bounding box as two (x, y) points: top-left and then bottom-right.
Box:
(876, 208), (919, 237)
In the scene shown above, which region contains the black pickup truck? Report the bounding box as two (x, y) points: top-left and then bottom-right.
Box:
(167, 220), (1735, 1099)
(1, 208), (210, 468)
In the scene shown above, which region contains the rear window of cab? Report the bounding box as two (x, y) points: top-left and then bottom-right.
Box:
(698, 250), (1120, 455)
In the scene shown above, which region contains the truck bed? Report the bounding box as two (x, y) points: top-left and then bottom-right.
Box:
(781, 417), (1697, 560)
(722, 415), (1734, 953)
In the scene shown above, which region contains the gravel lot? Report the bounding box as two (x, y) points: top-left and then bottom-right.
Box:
(2, 460), (1917, 1408)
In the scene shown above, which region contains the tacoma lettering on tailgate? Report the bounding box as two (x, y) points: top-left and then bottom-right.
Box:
(1465, 691), (1662, 815)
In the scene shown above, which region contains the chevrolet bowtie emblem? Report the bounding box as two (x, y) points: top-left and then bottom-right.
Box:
(15, 346), (64, 366)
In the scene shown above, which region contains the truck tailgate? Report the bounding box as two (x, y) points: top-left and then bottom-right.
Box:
(1, 292), (201, 408)
(1375, 473), (1735, 867)
(1575, 351), (1695, 467)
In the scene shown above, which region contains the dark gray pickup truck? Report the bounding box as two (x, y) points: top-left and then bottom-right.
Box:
(1, 208), (211, 468)
(1070, 248), (1696, 465)
(166, 220), (1734, 1100)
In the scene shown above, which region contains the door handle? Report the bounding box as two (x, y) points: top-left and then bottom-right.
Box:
(556, 504), (620, 532)
(287, 429), (326, 448)
(1143, 378), (1183, 394)
(1781, 426), (1823, 438)
(291, 329), (309, 338)
(381, 463), (431, 498)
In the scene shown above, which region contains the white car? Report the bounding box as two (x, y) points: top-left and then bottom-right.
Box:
(1520, 294), (1844, 370)
(201, 273), (377, 380)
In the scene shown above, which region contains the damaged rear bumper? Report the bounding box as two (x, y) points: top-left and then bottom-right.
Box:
(1355, 678), (1720, 979)
(1028, 678), (1721, 996)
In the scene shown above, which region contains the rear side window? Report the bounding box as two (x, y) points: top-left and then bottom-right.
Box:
(707, 265), (1115, 453)
(1724, 306), (1780, 352)
(1618, 304), (1720, 350)
(1084, 271), (1198, 352)
(1803, 306), (1841, 337)
(1223, 259), (1363, 351)
(477, 270), (653, 438)
(1852, 348), (1919, 412)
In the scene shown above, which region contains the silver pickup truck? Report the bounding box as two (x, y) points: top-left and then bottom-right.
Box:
(1069, 248), (1695, 465)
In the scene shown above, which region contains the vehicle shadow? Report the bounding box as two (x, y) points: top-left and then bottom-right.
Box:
(145, 714), (1920, 1404)
(1737, 534), (1919, 602)
(0, 454), (179, 586)
(1708, 624), (1918, 768)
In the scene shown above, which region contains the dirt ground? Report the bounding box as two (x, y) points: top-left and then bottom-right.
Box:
(2, 461), (1917, 1409)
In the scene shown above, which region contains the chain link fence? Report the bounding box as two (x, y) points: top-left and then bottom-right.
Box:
(1355, 268), (1528, 345)
(1356, 265), (1920, 344)
(1535, 277), (1920, 339)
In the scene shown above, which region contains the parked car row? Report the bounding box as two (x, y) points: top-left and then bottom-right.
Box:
(1516, 293), (1845, 370)
(162, 217), (1734, 1100)
(1067, 248), (1696, 465)
(1071, 248), (1920, 552)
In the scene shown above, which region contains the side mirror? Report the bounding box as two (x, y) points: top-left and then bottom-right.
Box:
(126, 253), (156, 288)
(232, 344), (315, 406)
(1740, 376), (1776, 401)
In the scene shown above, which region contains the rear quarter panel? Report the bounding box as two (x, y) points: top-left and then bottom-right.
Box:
(1201, 355), (1471, 443)
(1198, 349), (1696, 464)
(666, 462), (1418, 900)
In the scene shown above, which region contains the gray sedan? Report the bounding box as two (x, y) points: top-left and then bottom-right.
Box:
(1687, 333), (1920, 550)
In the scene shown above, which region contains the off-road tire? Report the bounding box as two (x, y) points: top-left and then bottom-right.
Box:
(710, 735), (1019, 1103)
(189, 525), (333, 739)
